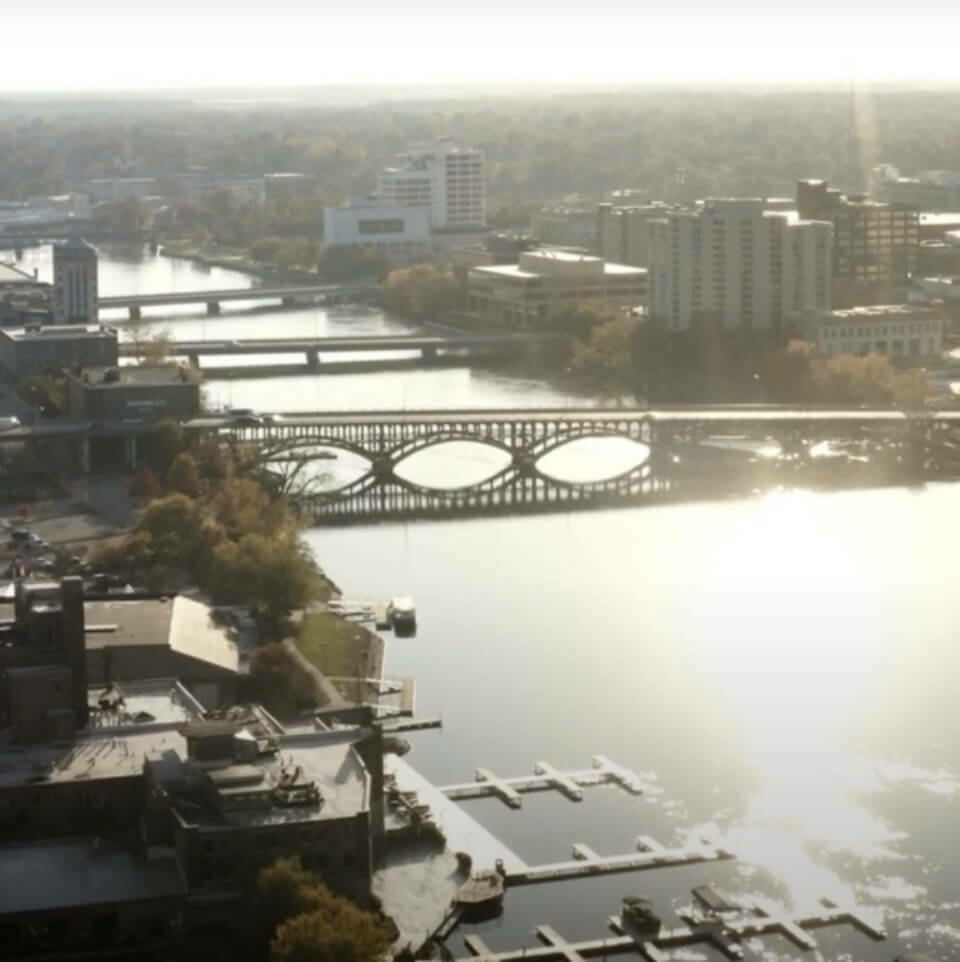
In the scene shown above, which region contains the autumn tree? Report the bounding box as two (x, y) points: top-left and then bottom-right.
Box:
(167, 452), (202, 498)
(380, 264), (461, 321)
(570, 315), (638, 402)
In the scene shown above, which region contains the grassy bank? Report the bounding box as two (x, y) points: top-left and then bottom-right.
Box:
(296, 611), (383, 697)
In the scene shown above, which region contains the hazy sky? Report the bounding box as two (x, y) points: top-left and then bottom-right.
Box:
(5, 1), (960, 92)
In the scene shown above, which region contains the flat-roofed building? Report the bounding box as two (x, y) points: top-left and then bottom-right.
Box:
(53, 238), (98, 323)
(468, 249), (647, 329)
(794, 304), (943, 358)
(378, 139), (486, 230)
(648, 199), (833, 331)
(0, 324), (118, 378)
(65, 364), (200, 421)
(323, 202), (430, 265)
(530, 206), (598, 251)
(597, 201), (677, 267)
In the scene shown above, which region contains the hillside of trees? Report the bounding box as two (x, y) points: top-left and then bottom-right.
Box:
(3, 88), (960, 208)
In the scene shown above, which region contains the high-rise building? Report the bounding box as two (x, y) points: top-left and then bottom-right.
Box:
(53, 238), (98, 323)
(647, 199), (833, 332)
(378, 139), (486, 230)
(597, 201), (677, 267)
(796, 179), (918, 306)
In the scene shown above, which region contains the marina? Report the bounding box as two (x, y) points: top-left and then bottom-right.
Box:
(456, 897), (886, 962)
(438, 756), (648, 809)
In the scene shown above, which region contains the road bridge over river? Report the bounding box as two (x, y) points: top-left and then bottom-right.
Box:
(118, 332), (558, 367)
(98, 282), (377, 319)
(7, 407), (960, 520)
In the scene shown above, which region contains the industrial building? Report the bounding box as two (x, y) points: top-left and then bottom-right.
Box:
(0, 579), (385, 959)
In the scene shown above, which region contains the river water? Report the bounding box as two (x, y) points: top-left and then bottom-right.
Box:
(8, 243), (959, 961)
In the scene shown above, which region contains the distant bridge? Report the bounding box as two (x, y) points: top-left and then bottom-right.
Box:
(118, 332), (559, 367)
(98, 283), (377, 318)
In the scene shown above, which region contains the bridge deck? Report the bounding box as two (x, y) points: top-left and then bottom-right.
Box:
(99, 283), (374, 307)
(117, 333), (554, 356)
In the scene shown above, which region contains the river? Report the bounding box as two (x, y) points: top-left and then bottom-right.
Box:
(7, 242), (959, 961)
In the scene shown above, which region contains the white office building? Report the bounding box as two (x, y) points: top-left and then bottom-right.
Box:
(648, 199), (833, 331)
(378, 139), (486, 230)
(323, 202), (430, 265)
(53, 238), (98, 324)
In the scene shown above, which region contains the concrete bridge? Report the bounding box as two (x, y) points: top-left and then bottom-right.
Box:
(98, 283), (377, 319)
(7, 407), (960, 517)
(118, 332), (559, 368)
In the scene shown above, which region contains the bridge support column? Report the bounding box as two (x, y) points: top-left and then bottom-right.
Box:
(78, 438), (90, 473)
(306, 351), (321, 372)
(421, 346), (438, 362)
(124, 436), (138, 471)
(282, 296), (296, 307)
(129, 305), (141, 321)
(188, 353), (200, 368)
(206, 301), (220, 315)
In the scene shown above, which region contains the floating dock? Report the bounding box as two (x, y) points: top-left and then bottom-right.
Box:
(457, 898), (885, 962)
(504, 838), (734, 886)
(439, 756), (648, 809)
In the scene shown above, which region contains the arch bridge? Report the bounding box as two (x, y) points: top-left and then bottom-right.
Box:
(200, 407), (960, 524)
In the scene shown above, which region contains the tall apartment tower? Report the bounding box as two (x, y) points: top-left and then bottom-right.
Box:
(648, 199), (833, 332)
(378, 139), (486, 230)
(53, 237), (98, 323)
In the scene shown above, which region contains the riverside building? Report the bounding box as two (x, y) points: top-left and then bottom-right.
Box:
(647, 199), (833, 331)
(467, 249), (646, 329)
(53, 238), (98, 323)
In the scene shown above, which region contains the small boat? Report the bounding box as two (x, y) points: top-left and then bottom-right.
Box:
(387, 596), (416, 636)
(456, 870), (504, 918)
(621, 895), (661, 936)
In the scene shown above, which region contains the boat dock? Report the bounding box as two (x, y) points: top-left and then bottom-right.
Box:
(385, 756), (527, 874)
(439, 756), (648, 809)
(504, 837), (734, 886)
(379, 716), (442, 733)
(457, 897), (885, 962)
(327, 676), (417, 716)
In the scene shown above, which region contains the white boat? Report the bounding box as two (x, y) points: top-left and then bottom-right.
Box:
(387, 596), (416, 636)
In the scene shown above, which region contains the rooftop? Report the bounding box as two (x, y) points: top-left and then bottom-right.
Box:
(821, 304), (940, 324)
(85, 596), (240, 674)
(0, 838), (186, 915)
(66, 365), (197, 389)
(0, 263), (39, 287)
(1, 324), (115, 342)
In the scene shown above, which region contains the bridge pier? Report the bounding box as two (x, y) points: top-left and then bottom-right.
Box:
(421, 346), (438, 362)
(306, 351), (321, 372)
(282, 295), (297, 308)
(187, 353), (200, 368)
(124, 435), (138, 471)
(206, 301), (221, 315)
(129, 305), (141, 321)
(78, 438), (90, 473)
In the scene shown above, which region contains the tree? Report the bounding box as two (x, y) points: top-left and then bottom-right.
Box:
(571, 315), (638, 402)
(812, 352), (895, 405)
(243, 644), (318, 719)
(207, 532), (319, 637)
(380, 264), (461, 321)
(270, 892), (390, 962)
(167, 452), (202, 498)
(893, 367), (930, 410)
(17, 374), (67, 416)
(254, 856), (324, 943)
(143, 419), (185, 475)
(134, 493), (206, 572)
(94, 198), (151, 233)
